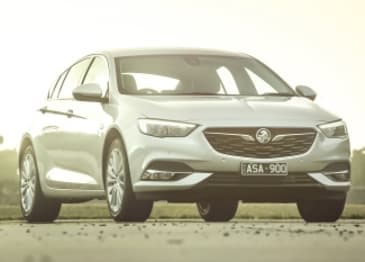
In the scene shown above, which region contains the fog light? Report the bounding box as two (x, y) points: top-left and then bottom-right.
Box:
(141, 170), (179, 181)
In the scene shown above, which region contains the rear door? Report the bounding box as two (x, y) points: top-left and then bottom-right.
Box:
(35, 69), (69, 180)
(39, 58), (94, 189)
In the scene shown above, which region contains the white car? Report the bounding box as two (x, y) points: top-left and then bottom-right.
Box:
(18, 48), (350, 223)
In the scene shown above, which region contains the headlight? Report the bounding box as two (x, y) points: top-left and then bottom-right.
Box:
(318, 120), (348, 138)
(138, 119), (198, 137)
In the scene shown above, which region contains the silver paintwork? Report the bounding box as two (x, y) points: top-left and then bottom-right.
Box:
(46, 167), (98, 185)
(18, 48), (351, 201)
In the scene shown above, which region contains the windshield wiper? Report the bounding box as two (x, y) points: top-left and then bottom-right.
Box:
(260, 92), (296, 97)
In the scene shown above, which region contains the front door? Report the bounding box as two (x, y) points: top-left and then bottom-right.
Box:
(58, 56), (111, 189)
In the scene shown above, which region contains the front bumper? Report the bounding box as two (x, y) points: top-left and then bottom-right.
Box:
(125, 121), (351, 200)
(133, 170), (350, 202)
(133, 170), (350, 192)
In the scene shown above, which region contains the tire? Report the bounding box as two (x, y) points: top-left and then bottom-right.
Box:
(104, 138), (153, 222)
(19, 145), (61, 223)
(197, 200), (238, 222)
(297, 197), (346, 223)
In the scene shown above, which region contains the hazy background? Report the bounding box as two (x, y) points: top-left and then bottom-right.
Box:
(0, 0), (364, 149)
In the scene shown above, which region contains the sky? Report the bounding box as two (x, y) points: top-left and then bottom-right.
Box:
(0, 0), (364, 149)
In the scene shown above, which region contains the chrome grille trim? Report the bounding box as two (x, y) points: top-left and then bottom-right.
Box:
(204, 131), (316, 143)
(271, 132), (316, 142)
(204, 131), (255, 142)
(204, 127), (317, 158)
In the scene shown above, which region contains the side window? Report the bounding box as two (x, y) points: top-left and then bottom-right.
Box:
(83, 56), (109, 95)
(48, 70), (67, 100)
(58, 58), (92, 99)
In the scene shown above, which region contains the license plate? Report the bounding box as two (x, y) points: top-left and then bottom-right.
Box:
(241, 162), (288, 176)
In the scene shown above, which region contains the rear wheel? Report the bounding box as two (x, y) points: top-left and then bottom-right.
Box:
(197, 200), (238, 222)
(19, 145), (61, 223)
(104, 138), (153, 222)
(297, 197), (346, 222)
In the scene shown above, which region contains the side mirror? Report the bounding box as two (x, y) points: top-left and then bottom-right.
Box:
(73, 83), (105, 102)
(0, 135), (3, 144)
(296, 85), (316, 101)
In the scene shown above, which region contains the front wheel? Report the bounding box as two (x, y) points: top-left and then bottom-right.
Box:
(297, 197), (346, 222)
(197, 200), (238, 222)
(19, 145), (61, 223)
(104, 138), (153, 222)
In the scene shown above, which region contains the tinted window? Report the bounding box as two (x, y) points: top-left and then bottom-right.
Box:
(58, 58), (92, 99)
(83, 56), (109, 95)
(116, 56), (294, 96)
(245, 68), (278, 95)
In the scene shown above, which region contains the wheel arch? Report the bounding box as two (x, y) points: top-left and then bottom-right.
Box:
(18, 134), (48, 194)
(18, 134), (34, 168)
(102, 127), (129, 188)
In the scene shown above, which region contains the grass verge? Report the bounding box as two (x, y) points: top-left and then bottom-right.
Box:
(1, 203), (365, 221)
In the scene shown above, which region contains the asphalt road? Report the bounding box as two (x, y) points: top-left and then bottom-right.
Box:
(0, 220), (364, 262)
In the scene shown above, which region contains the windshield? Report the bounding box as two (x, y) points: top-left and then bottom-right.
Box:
(115, 55), (295, 96)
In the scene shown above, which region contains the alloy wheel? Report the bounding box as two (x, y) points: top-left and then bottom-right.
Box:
(20, 152), (36, 215)
(106, 147), (125, 214)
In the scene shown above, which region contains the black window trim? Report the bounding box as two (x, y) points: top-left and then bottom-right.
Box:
(56, 56), (93, 101)
(81, 57), (96, 85)
(81, 54), (111, 103)
(48, 69), (68, 100)
(49, 54), (111, 102)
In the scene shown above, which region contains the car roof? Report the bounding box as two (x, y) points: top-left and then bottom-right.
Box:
(96, 47), (251, 58)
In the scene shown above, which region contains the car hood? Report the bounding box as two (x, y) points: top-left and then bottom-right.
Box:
(123, 95), (339, 126)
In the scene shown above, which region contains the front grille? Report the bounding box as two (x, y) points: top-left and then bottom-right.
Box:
(204, 127), (316, 158)
(202, 173), (317, 187)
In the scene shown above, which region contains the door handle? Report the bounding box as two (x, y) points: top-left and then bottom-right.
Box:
(39, 106), (47, 114)
(66, 109), (74, 118)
